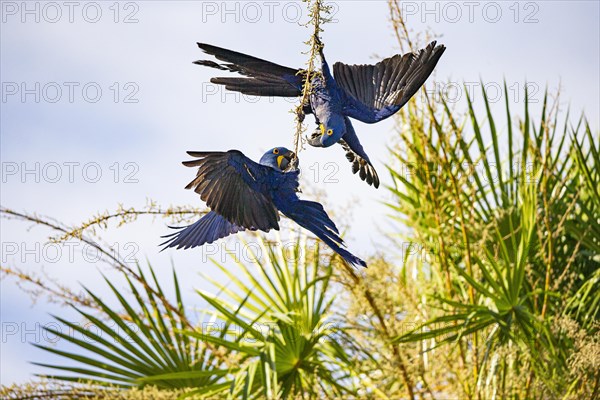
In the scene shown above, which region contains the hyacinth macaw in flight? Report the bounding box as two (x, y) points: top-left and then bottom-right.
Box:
(162, 147), (366, 268)
(194, 40), (446, 188)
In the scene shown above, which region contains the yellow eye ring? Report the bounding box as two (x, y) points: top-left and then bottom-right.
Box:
(273, 148), (279, 154)
(327, 129), (333, 136)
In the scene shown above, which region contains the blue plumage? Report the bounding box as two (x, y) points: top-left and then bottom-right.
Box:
(162, 147), (366, 268)
(194, 41), (446, 188)
(162, 211), (245, 249)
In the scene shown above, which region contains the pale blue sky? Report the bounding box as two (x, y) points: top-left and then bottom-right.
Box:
(1, 0), (598, 384)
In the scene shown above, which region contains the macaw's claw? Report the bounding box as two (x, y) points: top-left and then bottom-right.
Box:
(341, 140), (380, 188)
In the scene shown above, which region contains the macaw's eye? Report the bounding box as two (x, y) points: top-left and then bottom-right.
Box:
(273, 148), (279, 154)
(327, 129), (333, 136)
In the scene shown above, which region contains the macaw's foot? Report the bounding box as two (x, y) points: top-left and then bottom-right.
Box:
(340, 139), (380, 188)
(306, 130), (324, 147)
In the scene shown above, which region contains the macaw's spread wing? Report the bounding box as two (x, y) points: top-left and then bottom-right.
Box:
(183, 150), (280, 232)
(194, 43), (304, 97)
(161, 211), (248, 250)
(335, 41), (446, 123)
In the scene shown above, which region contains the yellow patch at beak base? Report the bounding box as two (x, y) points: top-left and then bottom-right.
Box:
(319, 124), (325, 135)
(277, 155), (285, 168)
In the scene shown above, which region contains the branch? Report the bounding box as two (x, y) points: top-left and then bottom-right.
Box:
(291, 0), (332, 158)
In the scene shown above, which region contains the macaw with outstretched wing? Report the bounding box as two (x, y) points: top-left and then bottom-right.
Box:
(194, 41), (446, 188)
(162, 147), (366, 268)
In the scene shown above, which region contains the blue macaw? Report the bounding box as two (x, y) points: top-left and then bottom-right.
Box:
(194, 41), (446, 188)
(162, 147), (366, 268)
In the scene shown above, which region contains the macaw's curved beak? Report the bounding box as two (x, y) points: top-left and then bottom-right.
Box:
(307, 129), (324, 148)
(278, 150), (296, 170)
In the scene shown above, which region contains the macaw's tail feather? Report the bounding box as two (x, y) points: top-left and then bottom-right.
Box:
(160, 211), (247, 250)
(280, 200), (367, 268)
(194, 43), (304, 97)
